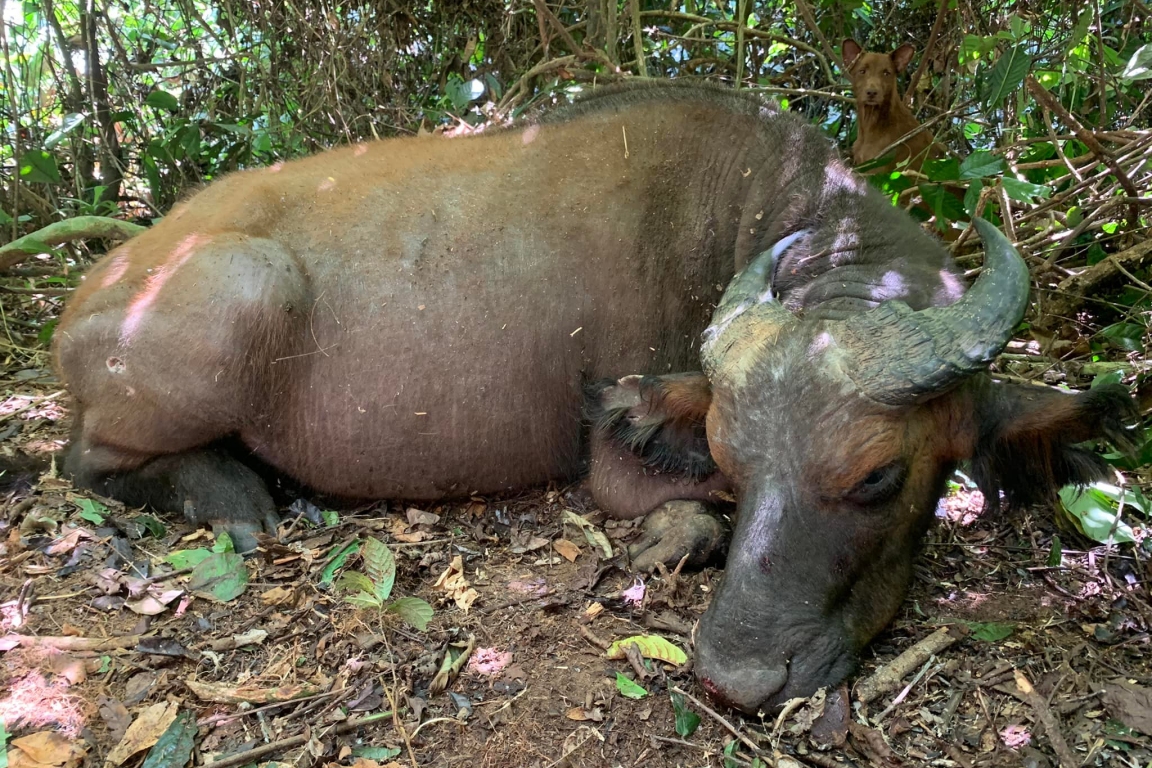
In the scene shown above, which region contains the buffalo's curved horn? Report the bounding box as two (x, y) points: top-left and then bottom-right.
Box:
(700, 231), (807, 376)
(838, 218), (1030, 405)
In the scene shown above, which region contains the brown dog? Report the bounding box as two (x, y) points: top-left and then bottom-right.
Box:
(842, 39), (935, 173)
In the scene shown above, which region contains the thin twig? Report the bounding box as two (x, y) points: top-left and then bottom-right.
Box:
(905, 0), (949, 103)
(670, 686), (763, 757)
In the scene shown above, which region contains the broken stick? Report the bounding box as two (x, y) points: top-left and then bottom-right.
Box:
(854, 624), (967, 704)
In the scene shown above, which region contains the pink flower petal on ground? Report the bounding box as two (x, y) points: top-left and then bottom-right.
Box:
(622, 578), (646, 606)
(507, 579), (548, 596)
(468, 648), (513, 676)
(1001, 724), (1030, 749)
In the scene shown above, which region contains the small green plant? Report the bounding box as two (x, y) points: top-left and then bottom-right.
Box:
(336, 537), (434, 631)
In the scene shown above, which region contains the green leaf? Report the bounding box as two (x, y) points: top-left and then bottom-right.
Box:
(345, 590), (384, 609)
(361, 537), (396, 601)
(964, 179), (985, 218)
(188, 552), (249, 602)
(723, 742), (740, 768)
(141, 710), (196, 768)
(615, 672), (648, 700)
(959, 150), (1006, 179)
(1098, 322), (1145, 353)
(18, 150), (62, 183)
(1047, 534), (1063, 567)
(968, 622), (1014, 642)
(387, 596), (434, 631)
(982, 45), (1031, 108)
(145, 89), (180, 113)
(351, 747), (402, 760)
(921, 158), (960, 182)
(1059, 484), (1136, 544)
(319, 540), (361, 586)
(670, 691), (701, 737)
(136, 514), (166, 538)
(1002, 177), (1051, 202)
(75, 498), (107, 524)
(37, 318), (58, 345)
(336, 571), (377, 596)
(165, 549), (212, 570)
(606, 635), (687, 666)
(1091, 369), (1125, 389)
(321, 509), (339, 526)
(1121, 43), (1152, 82)
(923, 184), (968, 223)
(1065, 13), (1093, 57)
(45, 113), (87, 149)
(212, 531), (235, 553)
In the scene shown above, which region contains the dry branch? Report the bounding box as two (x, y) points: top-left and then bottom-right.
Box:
(1003, 670), (1077, 768)
(854, 624), (968, 704)
(0, 216), (146, 272)
(0, 633), (142, 652)
(1047, 238), (1152, 318)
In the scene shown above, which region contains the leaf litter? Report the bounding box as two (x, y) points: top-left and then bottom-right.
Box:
(2, 389), (1152, 767)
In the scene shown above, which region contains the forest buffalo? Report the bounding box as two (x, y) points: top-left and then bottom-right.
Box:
(32, 83), (1138, 713)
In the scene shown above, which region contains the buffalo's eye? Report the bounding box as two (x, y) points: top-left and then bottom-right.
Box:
(847, 462), (905, 505)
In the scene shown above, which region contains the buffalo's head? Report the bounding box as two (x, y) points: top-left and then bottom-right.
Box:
(628, 220), (1139, 713)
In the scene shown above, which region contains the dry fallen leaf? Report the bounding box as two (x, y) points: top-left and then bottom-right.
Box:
(1103, 678), (1152, 735)
(566, 706), (604, 722)
(260, 585), (296, 606)
(552, 538), (581, 562)
(388, 515), (432, 543)
(433, 555), (479, 612)
(106, 701), (179, 766)
(8, 731), (86, 768)
(98, 696), (132, 743)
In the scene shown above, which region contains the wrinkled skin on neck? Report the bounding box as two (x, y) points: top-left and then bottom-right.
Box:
(694, 322), (970, 712)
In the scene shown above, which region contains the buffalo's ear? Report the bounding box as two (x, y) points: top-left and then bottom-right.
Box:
(586, 372), (714, 479)
(967, 381), (1141, 510)
(842, 39), (863, 69)
(891, 43), (916, 72)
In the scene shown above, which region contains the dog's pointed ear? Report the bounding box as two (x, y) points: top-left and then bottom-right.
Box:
(842, 39), (863, 69)
(891, 43), (916, 72)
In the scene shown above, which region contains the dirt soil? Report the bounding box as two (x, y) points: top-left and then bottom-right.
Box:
(2, 360), (1152, 768)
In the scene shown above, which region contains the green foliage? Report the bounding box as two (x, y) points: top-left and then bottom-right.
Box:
(141, 710), (196, 768)
(74, 498), (107, 524)
(981, 45), (1032, 109)
(615, 672), (649, 700)
(1058, 483), (1148, 545)
(188, 552), (248, 602)
(670, 691), (701, 738)
(164, 548), (212, 570)
(967, 621), (1015, 642)
(334, 537), (433, 631)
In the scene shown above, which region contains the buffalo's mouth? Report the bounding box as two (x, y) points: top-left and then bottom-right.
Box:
(693, 622), (856, 714)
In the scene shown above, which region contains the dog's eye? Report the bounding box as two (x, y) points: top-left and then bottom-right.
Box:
(883, 70), (891, 76)
(846, 463), (905, 505)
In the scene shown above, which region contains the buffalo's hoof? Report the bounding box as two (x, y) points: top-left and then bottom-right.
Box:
(628, 500), (726, 572)
(209, 510), (280, 555)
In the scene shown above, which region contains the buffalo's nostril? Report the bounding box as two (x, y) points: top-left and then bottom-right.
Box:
(695, 639), (789, 714)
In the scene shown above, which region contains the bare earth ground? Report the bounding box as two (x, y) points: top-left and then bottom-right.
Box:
(2, 357), (1152, 768)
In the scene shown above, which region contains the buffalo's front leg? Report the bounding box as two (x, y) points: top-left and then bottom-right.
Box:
(628, 500), (728, 572)
(67, 440), (279, 553)
(586, 373), (731, 571)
